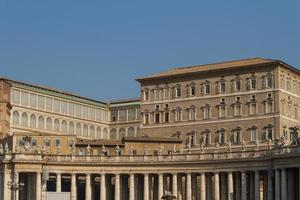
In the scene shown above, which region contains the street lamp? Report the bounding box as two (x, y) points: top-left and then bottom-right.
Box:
(7, 171), (25, 200)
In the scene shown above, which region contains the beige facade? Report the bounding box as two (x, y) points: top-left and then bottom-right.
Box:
(0, 57), (300, 200)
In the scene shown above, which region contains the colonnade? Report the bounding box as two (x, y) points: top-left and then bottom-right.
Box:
(1, 167), (300, 200)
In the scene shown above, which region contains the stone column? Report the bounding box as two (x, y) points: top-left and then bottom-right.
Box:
(214, 172), (220, 200)
(235, 173), (241, 200)
(36, 172), (41, 200)
(0, 172), (3, 200)
(129, 174), (135, 200)
(86, 174), (92, 200)
(14, 172), (19, 200)
(228, 172), (233, 200)
(172, 173), (178, 198)
(115, 174), (120, 200)
(56, 173), (61, 192)
(158, 174), (163, 200)
(100, 174), (106, 200)
(186, 173), (192, 200)
(281, 168), (287, 200)
(275, 169), (280, 200)
(254, 171), (260, 200)
(71, 174), (77, 200)
(144, 174), (149, 200)
(200, 173), (206, 200)
(3, 169), (11, 200)
(241, 171), (247, 200)
(267, 170), (273, 200)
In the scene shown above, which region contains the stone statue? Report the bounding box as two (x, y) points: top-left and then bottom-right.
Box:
(4, 142), (9, 154)
(116, 145), (121, 155)
(280, 136), (286, 147)
(143, 145), (148, 155)
(71, 143), (76, 155)
(200, 142), (205, 153)
(129, 146), (134, 155)
(159, 145), (164, 155)
(241, 140), (246, 151)
(172, 144), (177, 153)
(0, 144), (3, 154)
(86, 145), (91, 155)
(228, 141), (232, 152)
(268, 139), (272, 150)
(215, 142), (219, 153)
(255, 140), (259, 150)
(102, 145), (107, 155)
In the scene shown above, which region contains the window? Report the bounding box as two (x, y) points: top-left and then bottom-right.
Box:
(29, 93), (37, 108)
(144, 113), (149, 124)
(12, 89), (20, 104)
(119, 109), (126, 122)
(164, 112), (169, 123)
(203, 106), (211, 119)
(54, 119), (60, 132)
(61, 120), (67, 133)
(55, 139), (61, 147)
(248, 77), (256, 90)
(76, 123), (81, 136)
(119, 128), (126, 139)
(233, 130), (241, 143)
(155, 105), (160, 110)
(266, 128), (273, 140)
(69, 122), (75, 135)
(46, 117), (52, 131)
(154, 88), (160, 100)
(31, 139), (37, 147)
(53, 99), (60, 113)
(189, 106), (196, 120)
(155, 113), (160, 123)
(219, 131), (225, 144)
(44, 139), (51, 147)
(287, 80), (291, 91)
(144, 90), (149, 101)
(250, 128), (257, 142)
(21, 112), (28, 127)
(175, 108), (182, 121)
(249, 103), (257, 115)
(266, 102), (273, 113)
(189, 83), (196, 96)
(83, 125), (88, 137)
(46, 97), (52, 111)
(110, 129), (117, 139)
(204, 132), (210, 145)
(219, 81), (226, 93)
(234, 104), (241, 116)
(204, 82), (210, 95)
(265, 74), (273, 88)
(234, 79), (241, 92)
(30, 114), (36, 128)
(38, 116), (44, 129)
(21, 91), (29, 106)
(90, 126), (95, 138)
(219, 106), (226, 118)
(96, 127), (102, 138)
(12, 111), (19, 125)
(175, 86), (181, 98)
(111, 111), (118, 122)
(128, 127), (135, 137)
(283, 129), (288, 140)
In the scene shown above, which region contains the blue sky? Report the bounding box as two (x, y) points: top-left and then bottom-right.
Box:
(0, 1), (299, 101)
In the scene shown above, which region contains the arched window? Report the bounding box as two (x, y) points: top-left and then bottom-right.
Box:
(90, 126), (95, 138)
(110, 128), (117, 139)
(54, 119), (60, 132)
(128, 127), (135, 137)
(96, 127), (102, 139)
(103, 128), (108, 139)
(83, 125), (88, 137)
(69, 122), (75, 135)
(119, 128), (126, 139)
(61, 120), (67, 133)
(46, 117), (52, 131)
(76, 123), (81, 136)
(21, 113), (28, 127)
(30, 114), (36, 128)
(38, 116), (44, 129)
(12, 111), (19, 125)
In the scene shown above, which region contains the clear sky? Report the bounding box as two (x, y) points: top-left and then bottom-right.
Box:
(0, 1), (299, 101)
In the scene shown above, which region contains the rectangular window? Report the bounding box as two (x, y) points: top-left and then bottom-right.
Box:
(38, 95), (45, 109)
(165, 112), (169, 123)
(31, 139), (37, 146)
(250, 129), (256, 142)
(250, 103), (257, 115)
(76, 104), (82, 118)
(219, 106), (226, 118)
(21, 91), (29, 106)
(60, 100), (67, 114)
(111, 110), (118, 122)
(266, 128), (273, 140)
(144, 113), (149, 124)
(220, 82), (225, 93)
(155, 113), (160, 123)
(190, 86), (195, 96)
(144, 91), (149, 101)
(44, 139), (51, 147)
(119, 109), (127, 122)
(234, 105), (241, 116)
(235, 80), (241, 91)
(176, 110), (182, 121)
(175, 87), (181, 98)
(204, 107), (210, 119)
(250, 79), (256, 90)
(204, 84), (210, 94)
(29, 93), (37, 108)
(53, 99), (60, 113)
(266, 102), (272, 113)
(154, 89), (160, 100)
(55, 139), (61, 147)
(46, 97), (52, 111)
(12, 89), (21, 104)
(266, 77), (273, 88)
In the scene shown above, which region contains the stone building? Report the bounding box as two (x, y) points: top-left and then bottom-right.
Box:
(0, 57), (300, 200)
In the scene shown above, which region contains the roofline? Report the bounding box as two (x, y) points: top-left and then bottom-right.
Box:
(108, 98), (141, 105)
(136, 58), (300, 82)
(0, 77), (109, 107)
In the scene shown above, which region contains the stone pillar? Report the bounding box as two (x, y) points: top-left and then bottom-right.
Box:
(36, 172), (41, 200)
(144, 174), (149, 200)
(71, 174), (77, 200)
(235, 173), (241, 200)
(241, 171), (247, 200)
(129, 174), (135, 200)
(214, 172), (220, 200)
(0, 171), (3, 200)
(115, 174), (120, 200)
(186, 173), (192, 200)
(267, 170), (273, 200)
(275, 169), (280, 200)
(228, 172), (233, 200)
(14, 172), (19, 200)
(100, 174), (106, 200)
(200, 173), (206, 200)
(158, 174), (163, 200)
(86, 174), (92, 200)
(172, 173), (178, 198)
(56, 173), (61, 192)
(254, 171), (260, 200)
(281, 168), (287, 200)
(3, 169), (11, 200)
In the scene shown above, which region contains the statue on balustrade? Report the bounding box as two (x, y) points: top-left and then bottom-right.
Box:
(200, 142), (205, 154)
(255, 140), (259, 150)
(115, 145), (121, 155)
(4, 142), (9, 154)
(86, 145), (91, 155)
(129, 145), (134, 155)
(159, 145), (164, 155)
(227, 141), (232, 152)
(241, 140), (246, 151)
(268, 139), (272, 150)
(0, 144), (3, 155)
(172, 144), (177, 154)
(215, 142), (220, 153)
(143, 145), (148, 155)
(102, 145), (108, 156)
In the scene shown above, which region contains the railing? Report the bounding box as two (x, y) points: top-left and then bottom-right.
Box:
(6, 145), (300, 163)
